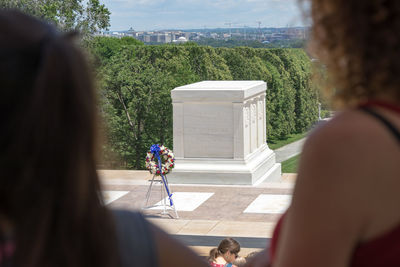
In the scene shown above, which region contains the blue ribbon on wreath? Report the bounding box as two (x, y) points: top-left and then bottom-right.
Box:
(150, 144), (174, 206)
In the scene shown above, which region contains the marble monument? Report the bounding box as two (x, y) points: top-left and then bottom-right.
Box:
(168, 81), (281, 185)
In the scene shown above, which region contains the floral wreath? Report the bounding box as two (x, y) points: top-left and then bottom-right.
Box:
(145, 144), (175, 176)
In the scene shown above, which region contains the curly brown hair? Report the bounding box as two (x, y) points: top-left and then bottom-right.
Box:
(306, 0), (400, 107)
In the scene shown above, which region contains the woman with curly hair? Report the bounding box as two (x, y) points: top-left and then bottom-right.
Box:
(247, 1), (400, 267)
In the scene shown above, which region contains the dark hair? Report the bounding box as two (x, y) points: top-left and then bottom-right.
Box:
(0, 10), (118, 267)
(233, 256), (246, 267)
(245, 251), (259, 261)
(208, 238), (240, 262)
(305, 0), (400, 107)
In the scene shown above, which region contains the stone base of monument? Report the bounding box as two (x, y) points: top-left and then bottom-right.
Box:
(168, 144), (281, 185)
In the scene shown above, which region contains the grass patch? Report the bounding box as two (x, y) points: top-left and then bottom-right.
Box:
(281, 154), (300, 173)
(267, 132), (307, 150)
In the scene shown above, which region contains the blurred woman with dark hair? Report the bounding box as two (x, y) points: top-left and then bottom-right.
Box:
(247, 0), (400, 267)
(0, 10), (207, 267)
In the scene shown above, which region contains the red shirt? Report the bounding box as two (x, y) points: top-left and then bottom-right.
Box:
(209, 261), (226, 267)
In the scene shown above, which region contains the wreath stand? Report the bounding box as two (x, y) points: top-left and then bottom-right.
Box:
(142, 144), (179, 219)
(142, 173), (179, 218)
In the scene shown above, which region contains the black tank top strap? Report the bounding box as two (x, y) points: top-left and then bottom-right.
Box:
(360, 106), (400, 144)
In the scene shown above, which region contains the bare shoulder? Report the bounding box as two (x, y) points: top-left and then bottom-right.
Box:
(303, 109), (399, 174)
(293, 110), (374, 207)
(306, 109), (385, 152)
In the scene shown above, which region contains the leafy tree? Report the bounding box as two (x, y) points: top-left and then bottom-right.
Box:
(0, 0), (110, 35)
(186, 46), (232, 80)
(98, 45), (203, 168)
(99, 49), (155, 169)
(87, 36), (144, 67)
(272, 49), (318, 132)
(261, 49), (296, 138)
(217, 47), (270, 80)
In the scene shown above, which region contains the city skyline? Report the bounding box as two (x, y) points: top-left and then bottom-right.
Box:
(102, 0), (308, 31)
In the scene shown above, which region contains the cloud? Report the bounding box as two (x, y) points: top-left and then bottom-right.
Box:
(103, 0), (304, 30)
(104, 0), (166, 9)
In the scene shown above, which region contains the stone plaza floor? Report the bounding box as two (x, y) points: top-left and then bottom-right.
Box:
(99, 170), (296, 257)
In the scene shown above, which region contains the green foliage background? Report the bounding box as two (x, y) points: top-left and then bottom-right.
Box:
(90, 37), (318, 169)
(1, 0), (110, 36)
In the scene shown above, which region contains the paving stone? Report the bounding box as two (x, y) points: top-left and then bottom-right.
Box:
(99, 170), (296, 252)
(177, 220), (219, 235)
(206, 221), (275, 238)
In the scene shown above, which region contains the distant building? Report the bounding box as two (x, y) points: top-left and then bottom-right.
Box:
(143, 35), (151, 42)
(160, 33), (172, 43)
(210, 33), (218, 39)
(184, 32), (191, 40)
(173, 36), (188, 43)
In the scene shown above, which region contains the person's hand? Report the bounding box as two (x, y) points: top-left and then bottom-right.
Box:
(244, 249), (270, 267)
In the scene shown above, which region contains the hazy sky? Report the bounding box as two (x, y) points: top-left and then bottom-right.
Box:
(102, 0), (306, 31)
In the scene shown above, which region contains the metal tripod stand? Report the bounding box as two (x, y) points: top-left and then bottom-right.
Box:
(142, 173), (179, 218)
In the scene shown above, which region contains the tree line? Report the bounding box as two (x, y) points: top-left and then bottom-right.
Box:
(89, 37), (319, 169)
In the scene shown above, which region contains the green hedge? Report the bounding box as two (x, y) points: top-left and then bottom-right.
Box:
(89, 37), (318, 169)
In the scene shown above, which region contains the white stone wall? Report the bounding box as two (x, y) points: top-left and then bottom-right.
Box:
(169, 81), (281, 185)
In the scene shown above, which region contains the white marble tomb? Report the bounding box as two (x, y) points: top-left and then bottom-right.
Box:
(168, 81), (281, 185)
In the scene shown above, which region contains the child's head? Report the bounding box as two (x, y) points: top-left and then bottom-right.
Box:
(208, 237), (241, 263)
